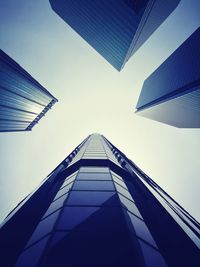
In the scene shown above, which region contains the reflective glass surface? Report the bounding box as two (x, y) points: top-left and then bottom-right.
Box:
(57, 206), (99, 230)
(119, 194), (143, 219)
(54, 182), (73, 200)
(127, 211), (157, 247)
(43, 193), (69, 218)
(77, 173), (112, 181)
(79, 167), (109, 173)
(26, 211), (60, 247)
(115, 183), (133, 200)
(72, 180), (115, 191)
(67, 191), (117, 206)
(15, 236), (49, 267)
(139, 240), (167, 267)
(61, 175), (76, 189)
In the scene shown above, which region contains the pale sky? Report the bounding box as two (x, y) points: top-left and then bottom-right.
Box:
(0, 0), (200, 223)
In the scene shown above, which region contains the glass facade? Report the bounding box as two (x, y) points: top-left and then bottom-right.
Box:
(136, 27), (200, 128)
(49, 0), (180, 71)
(0, 134), (199, 267)
(0, 49), (57, 132)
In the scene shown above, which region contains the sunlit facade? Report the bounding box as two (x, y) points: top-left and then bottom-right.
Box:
(0, 49), (57, 132)
(0, 134), (199, 267)
(136, 27), (200, 128)
(49, 0), (180, 71)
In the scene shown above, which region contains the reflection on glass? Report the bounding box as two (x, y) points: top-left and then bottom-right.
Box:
(79, 167), (109, 173)
(127, 211), (157, 248)
(67, 191), (117, 206)
(26, 210), (59, 247)
(54, 182), (73, 200)
(43, 193), (68, 219)
(139, 240), (167, 267)
(57, 207), (99, 230)
(15, 236), (49, 267)
(119, 194), (143, 219)
(77, 173), (112, 181)
(73, 180), (115, 191)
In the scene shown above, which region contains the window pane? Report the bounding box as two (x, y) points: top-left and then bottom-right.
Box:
(127, 211), (157, 248)
(112, 175), (128, 189)
(72, 180), (115, 191)
(61, 175), (76, 189)
(54, 182), (73, 200)
(139, 240), (167, 267)
(50, 232), (69, 248)
(57, 207), (99, 230)
(15, 236), (49, 267)
(119, 194), (143, 219)
(26, 211), (60, 247)
(115, 183), (133, 200)
(79, 167), (109, 173)
(66, 191), (117, 206)
(43, 194), (68, 219)
(77, 173), (112, 181)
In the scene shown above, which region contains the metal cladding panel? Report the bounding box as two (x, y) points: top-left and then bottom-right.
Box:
(136, 27), (200, 109)
(136, 88), (200, 127)
(0, 50), (57, 132)
(126, 0), (181, 58)
(49, 0), (148, 71)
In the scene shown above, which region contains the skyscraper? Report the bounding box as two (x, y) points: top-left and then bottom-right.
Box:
(0, 49), (57, 132)
(49, 0), (180, 71)
(136, 27), (200, 128)
(0, 134), (199, 267)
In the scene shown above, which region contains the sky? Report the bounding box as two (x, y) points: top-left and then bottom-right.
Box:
(0, 0), (200, 223)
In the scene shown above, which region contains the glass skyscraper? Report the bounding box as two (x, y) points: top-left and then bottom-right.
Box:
(49, 0), (180, 71)
(136, 27), (200, 128)
(0, 134), (199, 267)
(0, 49), (57, 132)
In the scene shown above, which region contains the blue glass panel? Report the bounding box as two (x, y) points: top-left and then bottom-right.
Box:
(139, 240), (167, 267)
(67, 191), (117, 206)
(79, 167), (110, 173)
(61, 175), (76, 189)
(54, 182), (73, 200)
(72, 180), (115, 191)
(14, 236), (49, 267)
(112, 174), (128, 189)
(126, 211), (157, 248)
(77, 173), (112, 181)
(50, 231), (69, 247)
(43, 193), (68, 219)
(115, 183), (133, 200)
(119, 194), (143, 219)
(57, 207), (99, 230)
(26, 210), (60, 247)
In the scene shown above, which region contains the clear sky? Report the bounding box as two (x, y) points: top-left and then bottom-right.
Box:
(0, 0), (200, 223)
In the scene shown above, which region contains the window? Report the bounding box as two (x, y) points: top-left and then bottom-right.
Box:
(66, 191), (117, 206)
(115, 183), (133, 200)
(77, 173), (112, 181)
(119, 194), (142, 219)
(61, 175), (76, 189)
(126, 211), (157, 248)
(26, 211), (60, 247)
(139, 240), (167, 267)
(56, 207), (99, 230)
(15, 236), (49, 267)
(79, 167), (109, 173)
(72, 180), (115, 191)
(54, 182), (73, 200)
(43, 193), (68, 219)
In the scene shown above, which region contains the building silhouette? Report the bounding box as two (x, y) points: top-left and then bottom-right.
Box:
(136, 27), (200, 128)
(49, 0), (180, 71)
(0, 49), (57, 132)
(0, 134), (199, 267)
